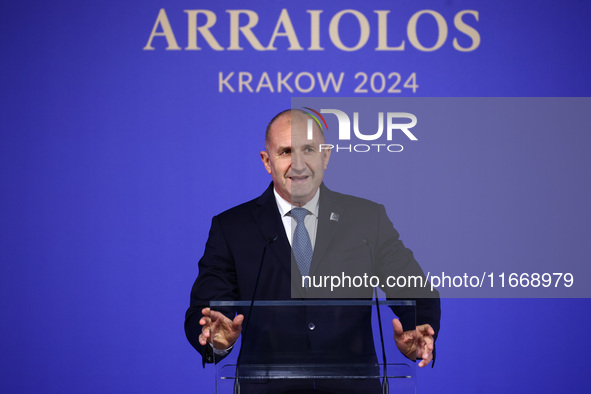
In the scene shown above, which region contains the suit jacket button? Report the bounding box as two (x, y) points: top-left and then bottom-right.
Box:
(308, 322), (316, 331)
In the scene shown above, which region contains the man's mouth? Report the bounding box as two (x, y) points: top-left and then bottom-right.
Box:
(289, 175), (309, 183)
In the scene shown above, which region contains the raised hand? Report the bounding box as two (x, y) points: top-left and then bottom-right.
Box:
(392, 318), (435, 368)
(199, 307), (244, 350)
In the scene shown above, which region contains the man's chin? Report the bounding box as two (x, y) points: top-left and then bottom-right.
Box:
(289, 189), (314, 206)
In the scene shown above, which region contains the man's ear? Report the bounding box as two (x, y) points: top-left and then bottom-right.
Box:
(260, 151), (272, 174)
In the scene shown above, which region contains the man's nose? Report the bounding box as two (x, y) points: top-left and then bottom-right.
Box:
(291, 151), (305, 171)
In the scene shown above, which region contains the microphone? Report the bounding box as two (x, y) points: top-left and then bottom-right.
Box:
(234, 235), (278, 394)
(363, 238), (389, 394)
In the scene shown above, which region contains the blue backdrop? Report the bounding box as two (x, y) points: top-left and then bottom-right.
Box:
(1, 1), (590, 393)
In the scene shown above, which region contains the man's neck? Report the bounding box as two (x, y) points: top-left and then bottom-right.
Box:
(273, 188), (320, 216)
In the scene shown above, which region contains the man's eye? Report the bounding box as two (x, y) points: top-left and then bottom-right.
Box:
(280, 149), (291, 155)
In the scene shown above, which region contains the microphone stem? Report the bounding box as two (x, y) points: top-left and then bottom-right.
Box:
(234, 236), (277, 392)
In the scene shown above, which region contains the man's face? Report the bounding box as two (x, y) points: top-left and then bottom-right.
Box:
(261, 113), (331, 207)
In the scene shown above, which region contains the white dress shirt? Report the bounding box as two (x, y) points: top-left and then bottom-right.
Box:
(273, 187), (320, 249)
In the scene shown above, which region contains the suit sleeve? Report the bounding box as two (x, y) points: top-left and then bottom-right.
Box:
(373, 204), (441, 362)
(184, 215), (239, 366)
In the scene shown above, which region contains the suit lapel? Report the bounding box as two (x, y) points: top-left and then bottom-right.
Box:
(251, 183), (294, 288)
(252, 183), (286, 244)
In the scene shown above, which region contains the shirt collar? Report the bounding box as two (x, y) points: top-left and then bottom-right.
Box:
(273, 187), (320, 218)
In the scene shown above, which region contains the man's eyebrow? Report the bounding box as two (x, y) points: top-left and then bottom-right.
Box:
(275, 144), (291, 152)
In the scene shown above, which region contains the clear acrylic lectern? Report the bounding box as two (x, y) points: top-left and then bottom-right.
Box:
(210, 300), (417, 393)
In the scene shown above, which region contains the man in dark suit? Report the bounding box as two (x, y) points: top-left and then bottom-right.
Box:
(185, 109), (440, 393)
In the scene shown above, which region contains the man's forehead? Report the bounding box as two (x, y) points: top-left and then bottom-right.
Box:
(270, 129), (321, 148)
(270, 114), (321, 137)
(272, 111), (308, 128)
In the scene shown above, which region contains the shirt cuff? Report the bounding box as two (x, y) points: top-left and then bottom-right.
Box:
(208, 341), (234, 356)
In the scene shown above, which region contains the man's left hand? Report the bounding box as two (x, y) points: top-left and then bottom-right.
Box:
(392, 318), (435, 368)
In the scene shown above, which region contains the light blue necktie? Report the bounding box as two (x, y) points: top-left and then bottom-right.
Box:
(291, 208), (313, 279)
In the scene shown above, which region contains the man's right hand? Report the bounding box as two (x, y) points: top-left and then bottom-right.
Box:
(198, 307), (244, 350)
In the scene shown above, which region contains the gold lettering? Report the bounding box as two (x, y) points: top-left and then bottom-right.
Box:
(227, 10), (266, 50)
(317, 72), (344, 93)
(453, 10), (480, 52)
(277, 72), (294, 93)
(143, 9), (181, 50)
(329, 10), (370, 52)
(256, 72), (275, 92)
(267, 9), (303, 50)
(185, 10), (223, 50)
(238, 72), (254, 92)
(375, 11), (405, 51)
(307, 10), (324, 50)
(407, 10), (448, 52)
(219, 72), (235, 92)
(295, 72), (315, 93)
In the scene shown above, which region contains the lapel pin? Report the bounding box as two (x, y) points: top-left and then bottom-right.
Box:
(330, 212), (340, 222)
